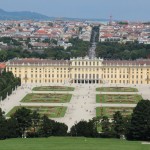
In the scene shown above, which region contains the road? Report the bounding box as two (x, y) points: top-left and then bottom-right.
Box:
(89, 31), (97, 59)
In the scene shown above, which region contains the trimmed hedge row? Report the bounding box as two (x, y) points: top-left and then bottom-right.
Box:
(0, 71), (21, 100)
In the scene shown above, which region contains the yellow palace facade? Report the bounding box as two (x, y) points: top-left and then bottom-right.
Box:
(6, 57), (150, 85)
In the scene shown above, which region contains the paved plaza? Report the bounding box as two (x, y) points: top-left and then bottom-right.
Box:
(1, 83), (150, 130)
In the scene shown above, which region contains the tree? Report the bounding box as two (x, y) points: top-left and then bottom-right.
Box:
(38, 115), (53, 137)
(70, 120), (97, 137)
(101, 116), (111, 137)
(126, 100), (150, 141)
(12, 107), (32, 137)
(0, 71), (21, 100)
(6, 117), (20, 138)
(0, 50), (8, 62)
(52, 122), (68, 136)
(0, 109), (8, 139)
(31, 111), (40, 136)
(112, 111), (125, 138)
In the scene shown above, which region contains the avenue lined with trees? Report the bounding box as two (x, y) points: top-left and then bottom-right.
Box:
(0, 71), (21, 100)
(1, 37), (150, 61)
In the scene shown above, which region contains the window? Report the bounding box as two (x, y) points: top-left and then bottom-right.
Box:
(93, 74), (95, 79)
(97, 74), (99, 79)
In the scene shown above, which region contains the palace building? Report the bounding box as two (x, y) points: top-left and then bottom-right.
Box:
(6, 57), (150, 84)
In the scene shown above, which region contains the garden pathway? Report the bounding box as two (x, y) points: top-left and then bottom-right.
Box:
(1, 83), (150, 130)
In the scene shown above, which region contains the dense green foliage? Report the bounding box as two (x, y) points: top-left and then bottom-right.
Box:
(0, 49), (46, 62)
(70, 120), (97, 137)
(44, 38), (90, 59)
(66, 38), (90, 57)
(0, 107), (68, 139)
(96, 42), (150, 59)
(43, 38), (90, 59)
(0, 37), (22, 46)
(0, 71), (21, 100)
(0, 38), (90, 61)
(126, 100), (150, 141)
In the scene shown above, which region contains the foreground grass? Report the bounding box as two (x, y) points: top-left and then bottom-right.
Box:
(96, 87), (138, 92)
(32, 86), (75, 91)
(6, 106), (67, 118)
(0, 137), (148, 150)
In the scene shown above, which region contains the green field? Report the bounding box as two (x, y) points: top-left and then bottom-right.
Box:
(96, 107), (134, 118)
(96, 87), (138, 92)
(96, 94), (142, 104)
(0, 137), (148, 150)
(32, 86), (75, 91)
(21, 93), (72, 103)
(6, 106), (67, 118)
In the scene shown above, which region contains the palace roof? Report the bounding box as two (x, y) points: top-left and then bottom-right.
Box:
(7, 58), (69, 66)
(103, 59), (150, 66)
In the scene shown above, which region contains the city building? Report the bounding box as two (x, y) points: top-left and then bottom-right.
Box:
(6, 57), (150, 85)
(0, 63), (6, 74)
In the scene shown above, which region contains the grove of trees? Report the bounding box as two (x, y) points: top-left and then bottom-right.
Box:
(0, 71), (21, 100)
(0, 107), (68, 139)
(96, 42), (150, 60)
(0, 38), (90, 62)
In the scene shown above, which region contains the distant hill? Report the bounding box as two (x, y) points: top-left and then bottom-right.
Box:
(0, 8), (109, 22)
(0, 9), (51, 20)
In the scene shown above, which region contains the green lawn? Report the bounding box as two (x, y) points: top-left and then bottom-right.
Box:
(0, 137), (148, 150)
(21, 93), (72, 103)
(96, 94), (142, 104)
(6, 106), (67, 118)
(96, 107), (134, 118)
(96, 87), (138, 92)
(32, 86), (75, 91)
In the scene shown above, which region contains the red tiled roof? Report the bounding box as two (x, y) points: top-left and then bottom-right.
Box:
(36, 30), (47, 34)
(0, 63), (6, 69)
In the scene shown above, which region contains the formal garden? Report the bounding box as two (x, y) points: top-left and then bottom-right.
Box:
(96, 107), (133, 118)
(21, 93), (72, 103)
(32, 86), (75, 91)
(96, 87), (138, 92)
(96, 94), (142, 104)
(6, 106), (67, 118)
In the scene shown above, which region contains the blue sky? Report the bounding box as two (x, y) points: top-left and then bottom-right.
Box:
(0, 0), (150, 21)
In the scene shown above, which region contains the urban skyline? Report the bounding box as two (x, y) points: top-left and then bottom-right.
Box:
(0, 0), (150, 21)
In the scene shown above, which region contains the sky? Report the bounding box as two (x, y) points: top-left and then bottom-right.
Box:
(0, 0), (150, 21)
